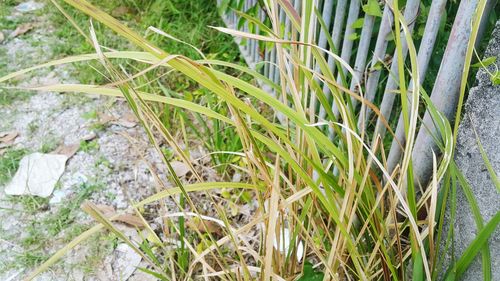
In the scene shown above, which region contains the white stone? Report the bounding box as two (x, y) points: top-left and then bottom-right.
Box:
(49, 189), (71, 204)
(4, 153), (68, 197)
(112, 243), (142, 280)
(15, 1), (44, 12)
(273, 227), (304, 262)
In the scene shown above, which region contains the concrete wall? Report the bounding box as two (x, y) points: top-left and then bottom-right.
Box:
(441, 20), (500, 280)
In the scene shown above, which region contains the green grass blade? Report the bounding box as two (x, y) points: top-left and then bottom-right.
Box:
(444, 210), (500, 280)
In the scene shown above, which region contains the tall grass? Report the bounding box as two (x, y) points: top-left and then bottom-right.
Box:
(1, 0), (498, 280)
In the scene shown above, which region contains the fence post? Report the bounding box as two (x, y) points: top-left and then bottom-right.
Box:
(411, 0), (484, 189)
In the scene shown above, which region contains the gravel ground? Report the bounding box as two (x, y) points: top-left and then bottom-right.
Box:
(0, 1), (260, 280)
(0, 2), (169, 280)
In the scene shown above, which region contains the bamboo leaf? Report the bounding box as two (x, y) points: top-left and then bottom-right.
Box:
(362, 0), (382, 17)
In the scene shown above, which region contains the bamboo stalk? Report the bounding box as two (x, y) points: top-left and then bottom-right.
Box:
(318, 0), (348, 121)
(356, 3), (394, 132)
(386, 0), (448, 173)
(411, 0), (483, 189)
(370, 0), (421, 148)
(310, 0), (335, 121)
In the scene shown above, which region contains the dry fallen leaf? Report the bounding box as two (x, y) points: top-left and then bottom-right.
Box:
(0, 131), (18, 142)
(94, 204), (116, 216)
(187, 219), (222, 235)
(98, 113), (117, 124)
(114, 120), (137, 128)
(122, 113), (138, 123)
(91, 204), (145, 229)
(11, 23), (34, 38)
(170, 161), (190, 177)
(115, 214), (145, 229)
(51, 143), (79, 158)
(0, 131), (18, 148)
(110, 113), (138, 128)
(82, 132), (97, 141)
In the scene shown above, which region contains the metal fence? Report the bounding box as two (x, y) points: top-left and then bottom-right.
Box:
(217, 0), (495, 188)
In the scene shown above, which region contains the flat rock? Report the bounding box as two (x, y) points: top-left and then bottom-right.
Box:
(112, 243), (142, 280)
(4, 152), (68, 197)
(15, 1), (44, 13)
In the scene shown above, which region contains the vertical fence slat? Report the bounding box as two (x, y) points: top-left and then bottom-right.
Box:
(317, 0), (336, 52)
(273, 6), (287, 84)
(269, 45), (277, 83)
(293, 0), (302, 40)
(336, 0), (361, 83)
(386, 0), (448, 173)
(411, 0), (485, 188)
(262, 2), (272, 78)
(318, 0), (348, 121)
(370, 0), (421, 147)
(349, 14), (375, 102)
(310, 0), (336, 120)
(329, 0), (361, 120)
(254, 5), (263, 64)
(356, 4), (394, 131)
(247, 1), (254, 57)
(244, 1), (249, 53)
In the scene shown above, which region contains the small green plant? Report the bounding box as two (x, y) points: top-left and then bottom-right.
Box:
(40, 136), (60, 153)
(27, 121), (39, 136)
(14, 251), (49, 270)
(79, 139), (99, 153)
(46, 183), (102, 236)
(81, 109), (98, 120)
(7, 183), (104, 271)
(0, 148), (28, 185)
(8, 196), (49, 214)
(94, 155), (111, 169)
(297, 263), (324, 281)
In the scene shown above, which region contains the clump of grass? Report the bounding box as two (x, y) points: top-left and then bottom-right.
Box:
(1, 0), (498, 280)
(40, 136), (60, 153)
(45, 183), (103, 236)
(79, 139), (99, 153)
(14, 251), (49, 270)
(8, 195), (49, 214)
(140, 0), (241, 61)
(2, 182), (104, 272)
(0, 148), (28, 185)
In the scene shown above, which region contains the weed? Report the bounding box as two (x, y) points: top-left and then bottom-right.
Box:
(94, 155), (111, 169)
(0, 148), (28, 185)
(7, 183), (104, 271)
(79, 139), (99, 153)
(0, 87), (33, 106)
(40, 136), (60, 153)
(27, 121), (39, 136)
(8, 196), (49, 214)
(14, 251), (49, 270)
(77, 232), (118, 274)
(81, 109), (98, 120)
(140, 0), (240, 61)
(104, 191), (116, 201)
(60, 93), (91, 110)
